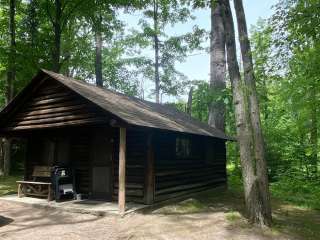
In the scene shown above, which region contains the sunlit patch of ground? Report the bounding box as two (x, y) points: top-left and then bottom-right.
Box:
(0, 175), (20, 196)
(141, 188), (320, 240)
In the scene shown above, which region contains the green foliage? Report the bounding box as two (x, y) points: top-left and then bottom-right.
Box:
(248, 2), (320, 184)
(0, 0), (143, 103)
(271, 175), (320, 210)
(130, 0), (205, 100)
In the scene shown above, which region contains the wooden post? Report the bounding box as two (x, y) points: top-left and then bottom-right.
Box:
(118, 127), (126, 215)
(17, 183), (21, 198)
(144, 132), (155, 204)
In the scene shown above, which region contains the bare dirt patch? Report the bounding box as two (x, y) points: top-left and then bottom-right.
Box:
(0, 190), (319, 240)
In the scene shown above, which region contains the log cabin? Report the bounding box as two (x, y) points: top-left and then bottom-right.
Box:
(0, 69), (232, 213)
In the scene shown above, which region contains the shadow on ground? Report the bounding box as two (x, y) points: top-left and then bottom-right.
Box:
(0, 216), (14, 227)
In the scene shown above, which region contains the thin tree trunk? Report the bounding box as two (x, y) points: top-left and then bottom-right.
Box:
(0, 140), (4, 176)
(3, 139), (12, 176)
(222, 0), (271, 227)
(28, 0), (39, 69)
(208, 0), (226, 131)
(153, 0), (160, 103)
(233, 0), (272, 226)
(29, 0), (37, 47)
(95, 14), (103, 87)
(6, 0), (15, 103)
(310, 85), (318, 176)
(53, 0), (62, 72)
(187, 86), (193, 115)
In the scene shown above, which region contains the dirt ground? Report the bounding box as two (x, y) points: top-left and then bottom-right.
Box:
(0, 199), (299, 240)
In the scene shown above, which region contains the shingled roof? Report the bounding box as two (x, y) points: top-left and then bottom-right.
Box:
(1, 69), (232, 140)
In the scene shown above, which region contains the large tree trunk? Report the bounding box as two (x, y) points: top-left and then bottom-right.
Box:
(2, 0), (16, 176)
(222, 0), (271, 227)
(208, 0), (226, 131)
(234, 0), (272, 226)
(95, 15), (103, 87)
(52, 0), (62, 72)
(153, 0), (160, 103)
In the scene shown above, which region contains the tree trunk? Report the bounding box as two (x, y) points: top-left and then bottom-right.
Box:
(222, 0), (271, 227)
(186, 86), (193, 115)
(3, 139), (12, 176)
(234, 0), (272, 226)
(0, 140), (4, 176)
(29, 0), (37, 47)
(208, 0), (226, 131)
(95, 15), (103, 87)
(2, 0), (16, 176)
(310, 85), (318, 177)
(153, 0), (160, 103)
(53, 0), (62, 72)
(6, 0), (15, 103)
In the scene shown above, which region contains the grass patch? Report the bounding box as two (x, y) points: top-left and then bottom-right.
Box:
(225, 211), (241, 222)
(154, 198), (209, 214)
(272, 202), (320, 240)
(0, 174), (21, 196)
(227, 171), (320, 239)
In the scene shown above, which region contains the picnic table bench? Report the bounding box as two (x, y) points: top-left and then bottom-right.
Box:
(17, 166), (52, 202)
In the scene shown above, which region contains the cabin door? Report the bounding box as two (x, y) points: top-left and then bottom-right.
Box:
(91, 131), (113, 200)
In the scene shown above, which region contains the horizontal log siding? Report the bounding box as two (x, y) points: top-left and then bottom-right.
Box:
(154, 132), (227, 202)
(70, 134), (91, 194)
(4, 80), (108, 131)
(113, 129), (147, 203)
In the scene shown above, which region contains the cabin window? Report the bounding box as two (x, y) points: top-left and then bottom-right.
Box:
(176, 137), (192, 158)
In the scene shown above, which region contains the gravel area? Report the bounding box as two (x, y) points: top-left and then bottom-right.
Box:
(0, 200), (292, 240)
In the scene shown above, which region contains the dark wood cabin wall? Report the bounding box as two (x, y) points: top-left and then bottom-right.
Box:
(69, 133), (92, 195)
(25, 135), (56, 180)
(24, 126), (116, 197)
(206, 138), (227, 181)
(91, 127), (114, 199)
(25, 136), (39, 180)
(113, 128), (147, 203)
(4, 79), (109, 131)
(154, 131), (227, 202)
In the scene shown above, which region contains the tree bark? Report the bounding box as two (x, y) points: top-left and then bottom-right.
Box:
(3, 139), (12, 177)
(6, 0), (15, 103)
(2, 0), (16, 176)
(53, 0), (62, 72)
(208, 0), (226, 131)
(187, 86), (193, 115)
(222, 0), (271, 227)
(95, 14), (103, 87)
(310, 85), (318, 176)
(0, 140), (4, 176)
(153, 0), (160, 103)
(234, 0), (272, 226)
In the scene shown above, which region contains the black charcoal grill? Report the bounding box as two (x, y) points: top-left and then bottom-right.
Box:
(51, 166), (75, 201)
